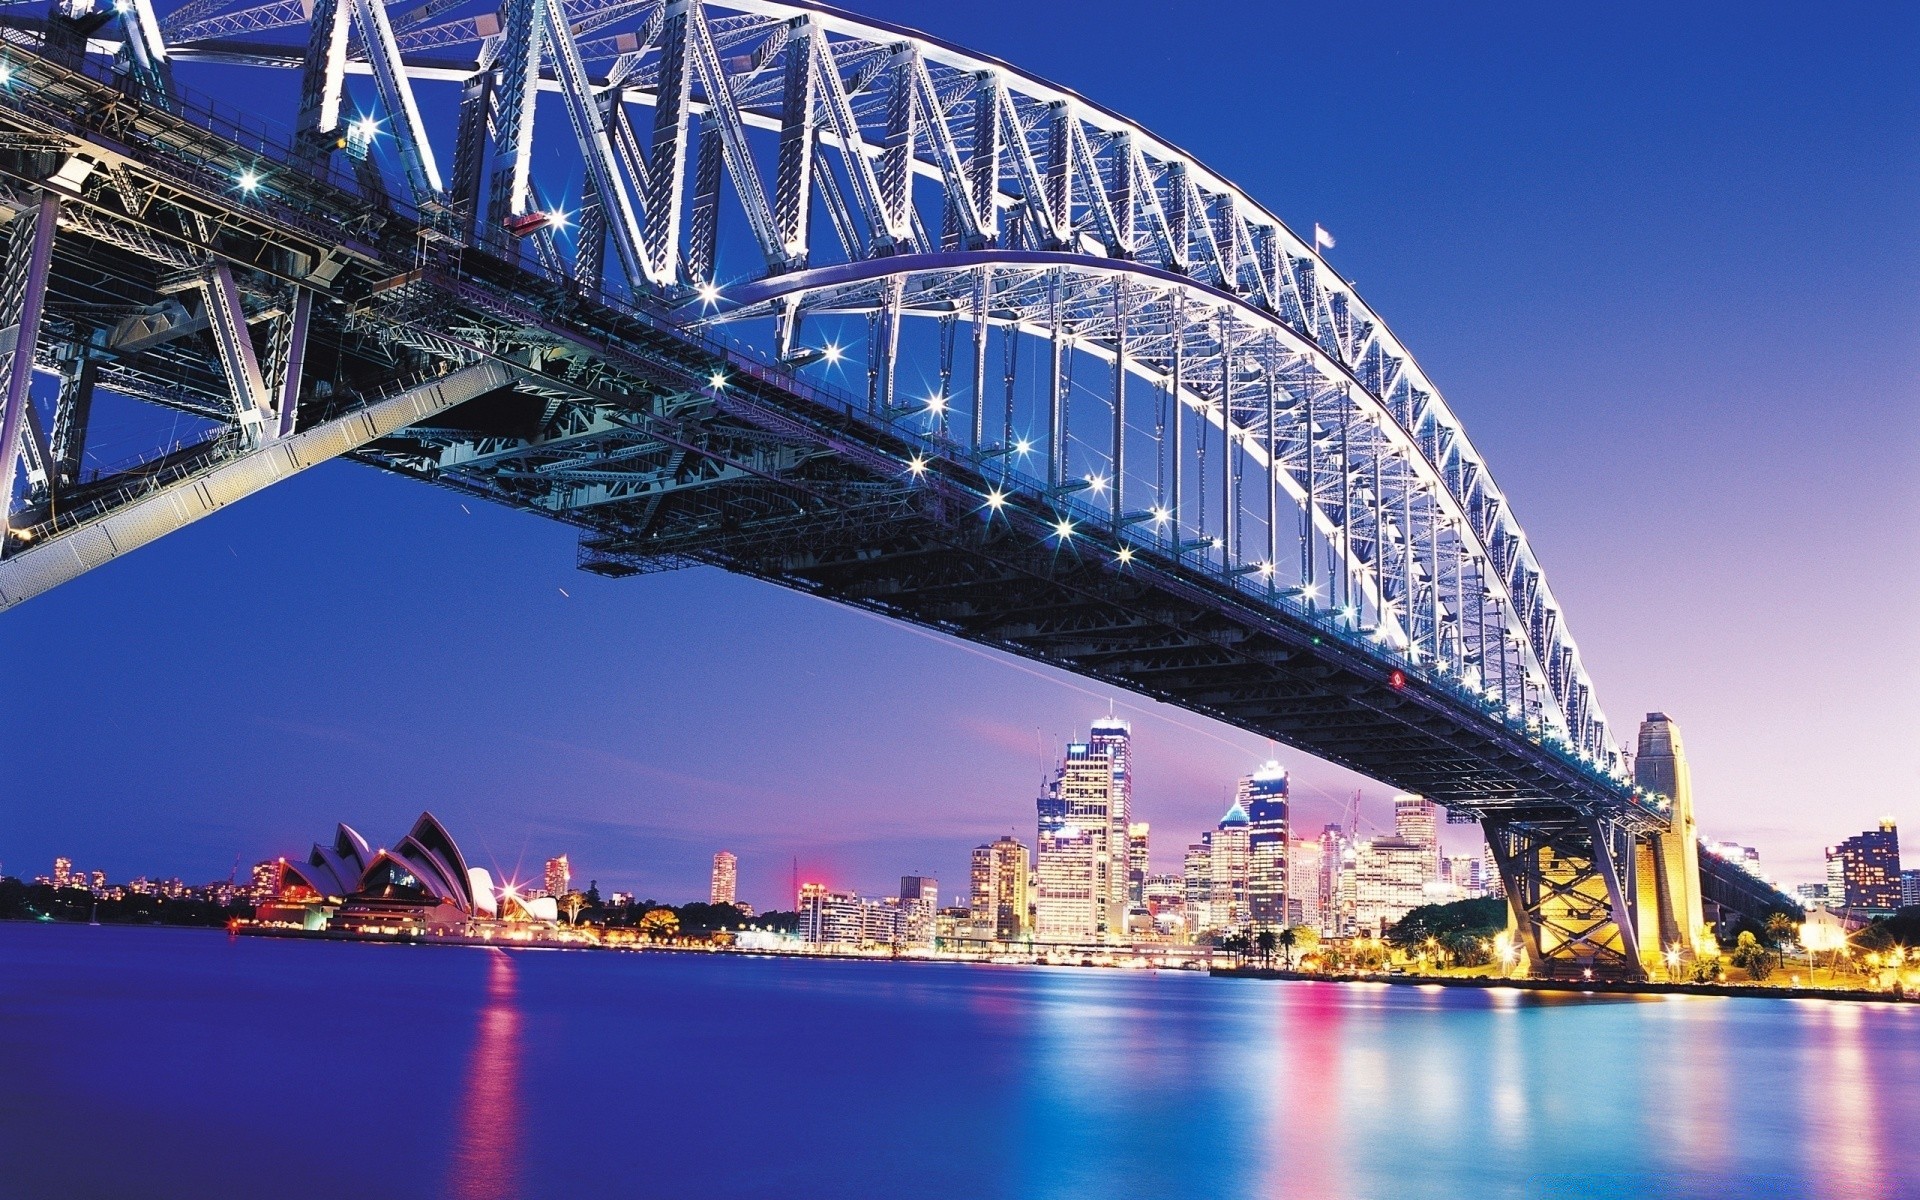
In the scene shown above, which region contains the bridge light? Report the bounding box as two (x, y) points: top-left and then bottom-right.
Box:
(545, 208), (570, 232)
(1085, 473), (1106, 495)
(925, 395), (947, 414)
(1210, 537), (1224, 550)
(696, 280), (721, 305)
(907, 455), (927, 477)
(236, 169), (261, 194)
(1052, 518), (1075, 541)
(1150, 506), (1170, 525)
(1015, 438), (1033, 456)
(1390, 669), (1406, 689)
(1257, 561), (1275, 577)
(708, 371), (727, 389)
(984, 489), (1006, 511)
(1116, 546), (1134, 565)
(822, 343), (843, 364)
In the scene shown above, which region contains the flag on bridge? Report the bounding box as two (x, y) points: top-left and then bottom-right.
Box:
(1314, 223), (1336, 251)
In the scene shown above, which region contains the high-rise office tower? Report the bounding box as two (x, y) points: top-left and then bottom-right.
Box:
(1183, 839), (1213, 933)
(1288, 836), (1324, 929)
(52, 857), (71, 889)
(710, 851), (738, 906)
(1035, 822), (1097, 942)
(1243, 761), (1290, 931)
(1043, 737), (1126, 939)
(1828, 821), (1901, 910)
(1317, 824), (1347, 936)
(1903, 869), (1920, 911)
(1393, 795), (1440, 882)
(1209, 799), (1251, 933)
(969, 844), (995, 927)
(544, 854), (571, 899)
(1353, 835), (1430, 935)
(1090, 717), (1133, 921)
(1127, 823), (1151, 905)
(987, 837), (1031, 939)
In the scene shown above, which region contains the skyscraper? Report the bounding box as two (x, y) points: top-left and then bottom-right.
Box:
(1828, 821), (1901, 911)
(994, 838), (1031, 939)
(1287, 836), (1324, 928)
(710, 851), (738, 906)
(1035, 822), (1096, 942)
(1127, 822), (1151, 905)
(52, 856), (71, 889)
(1353, 835), (1430, 935)
(1243, 761), (1290, 932)
(1209, 799), (1251, 934)
(1902, 870), (1920, 910)
(1183, 839), (1212, 932)
(1317, 824), (1349, 936)
(1394, 795), (1440, 883)
(1036, 735), (1126, 941)
(1090, 717), (1133, 924)
(544, 854), (571, 899)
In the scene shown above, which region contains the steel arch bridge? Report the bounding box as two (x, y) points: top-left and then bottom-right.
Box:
(0, 0), (1696, 976)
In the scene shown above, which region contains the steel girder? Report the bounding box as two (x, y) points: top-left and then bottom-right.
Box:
(1485, 811), (1646, 981)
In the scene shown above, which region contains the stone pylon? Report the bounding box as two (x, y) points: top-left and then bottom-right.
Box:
(1635, 713), (1709, 960)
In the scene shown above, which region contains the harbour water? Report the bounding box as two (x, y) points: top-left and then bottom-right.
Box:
(1, 922), (1914, 1199)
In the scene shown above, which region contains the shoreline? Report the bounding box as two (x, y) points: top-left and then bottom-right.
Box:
(1212, 964), (1914, 1004)
(16, 921), (1909, 1004)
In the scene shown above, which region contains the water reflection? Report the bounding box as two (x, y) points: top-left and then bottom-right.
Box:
(1266, 983), (1346, 1198)
(1804, 1002), (1886, 1198)
(447, 949), (523, 1200)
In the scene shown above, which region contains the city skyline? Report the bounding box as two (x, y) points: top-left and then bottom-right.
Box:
(2, 0), (1913, 905)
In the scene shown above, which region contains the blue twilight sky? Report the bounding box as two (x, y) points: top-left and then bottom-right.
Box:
(2, 1), (1915, 906)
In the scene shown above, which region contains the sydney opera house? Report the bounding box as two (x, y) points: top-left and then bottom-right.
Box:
(260, 811), (555, 936)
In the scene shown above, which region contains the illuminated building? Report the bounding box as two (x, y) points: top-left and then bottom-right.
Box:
(711, 851), (738, 906)
(1183, 839), (1212, 930)
(1315, 824), (1351, 937)
(52, 857), (71, 889)
(1035, 823), (1097, 942)
(1827, 821), (1902, 912)
(970, 837), (1030, 940)
(1090, 717), (1133, 919)
(545, 855), (572, 900)
(797, 883), (930, 948)
(1353, 836), (1429, 935)
(1287, 837), (1324, 929)
(899, 876), (939, 947)
(1243, 762), (1289, 932)
(268, 813), (495, 935)
(1127, 823), (1150, 905)
(1036, 733), (1126, 941)
(1208, 800), (1251, 934)
(1903, 870), (1920, 910)
(250, 859), (281, 902)
(1394, 795), (1440, 884)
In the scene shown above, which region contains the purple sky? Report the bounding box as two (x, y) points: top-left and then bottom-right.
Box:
(3, 0), (1916, 907)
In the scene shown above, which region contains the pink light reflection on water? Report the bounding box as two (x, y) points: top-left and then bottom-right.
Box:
(1264, 983), (1349, 1199)
(446, 949), (525, 1200)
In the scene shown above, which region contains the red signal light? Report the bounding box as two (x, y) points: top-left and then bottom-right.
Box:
(1389, 670), (1406, 689)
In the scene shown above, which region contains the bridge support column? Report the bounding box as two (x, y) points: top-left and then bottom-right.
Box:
(0, 194), (57, 522)
(1485, 812), (1646, 980)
